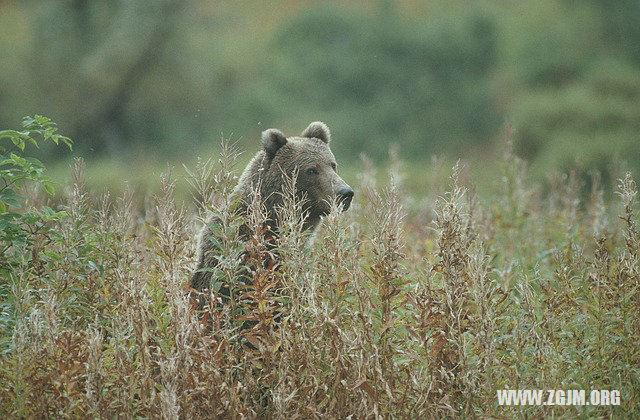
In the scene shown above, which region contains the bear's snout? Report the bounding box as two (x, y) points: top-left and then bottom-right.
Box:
(337, 187), (354, 211)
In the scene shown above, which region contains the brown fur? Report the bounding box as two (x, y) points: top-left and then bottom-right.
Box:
(191, 121), (353, 293)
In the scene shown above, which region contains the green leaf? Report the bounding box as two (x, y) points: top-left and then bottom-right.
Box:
(0, 130), (21, 140)
(43, 183), (55, 196)
(9, 153), (27, 167)
(11, 137), (25, 151)
(21, 116), (36, 128)
(0, 189), (22, 209)
(3, 200), (20, 209)
(60, 136), (73, 150)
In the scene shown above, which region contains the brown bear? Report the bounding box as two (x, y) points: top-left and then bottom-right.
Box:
(191, 121), (354, 297)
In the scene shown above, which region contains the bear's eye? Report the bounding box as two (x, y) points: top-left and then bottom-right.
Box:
(330, 162), (337, 171)
(306, 168), (319, 175)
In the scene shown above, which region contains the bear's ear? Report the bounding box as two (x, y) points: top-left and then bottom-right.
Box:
(301, 121), (331, 144)
(262, 128), (288, 159)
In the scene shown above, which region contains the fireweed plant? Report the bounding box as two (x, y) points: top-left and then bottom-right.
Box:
(0, 118), (638, 417)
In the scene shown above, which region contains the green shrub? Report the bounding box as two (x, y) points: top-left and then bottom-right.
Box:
(0, 115), (72, 269)
(512, 59), (640, 181)
(237, 3), (500, 160)
(0, 115), (72, 350)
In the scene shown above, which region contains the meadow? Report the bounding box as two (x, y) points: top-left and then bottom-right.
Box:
(1, 118), (639, 417)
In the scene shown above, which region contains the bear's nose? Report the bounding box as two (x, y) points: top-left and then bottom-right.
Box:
(337, 187), (354, 211)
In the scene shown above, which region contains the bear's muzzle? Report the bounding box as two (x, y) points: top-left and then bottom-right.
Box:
(337, 187), (354, 211)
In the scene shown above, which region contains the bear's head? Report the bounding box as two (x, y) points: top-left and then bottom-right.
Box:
(259, 122), (354, 227)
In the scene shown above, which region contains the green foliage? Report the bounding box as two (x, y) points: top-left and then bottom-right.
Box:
(239, 4), (499, 160)
(497, 0), (640, 180)
(0, 116), (72, 354)
(512, 58), (640, 180)
(0, 115), (72, 265)
(501, 0), (601, 87)
(586, 0), (640, 65)
(3, 0), (639, 176)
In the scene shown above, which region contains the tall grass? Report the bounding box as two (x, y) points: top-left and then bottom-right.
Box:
(1, 138), (639, 417)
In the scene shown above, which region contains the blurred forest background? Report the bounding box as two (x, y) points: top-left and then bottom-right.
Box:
(1, 0), (639, 195)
